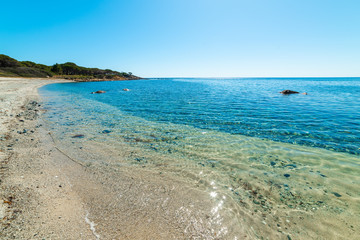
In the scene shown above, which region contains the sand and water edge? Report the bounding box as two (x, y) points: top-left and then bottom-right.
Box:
(0, 77), (96, 239)
(0, 78), (240, 239)
(0, 78), (359, 240)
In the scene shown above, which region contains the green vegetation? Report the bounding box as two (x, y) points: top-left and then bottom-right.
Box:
(0, 54), (140, 80)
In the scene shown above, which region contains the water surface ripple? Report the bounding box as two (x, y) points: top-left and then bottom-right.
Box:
(43, 78), (360, 155)
(39, 78), (360, 239)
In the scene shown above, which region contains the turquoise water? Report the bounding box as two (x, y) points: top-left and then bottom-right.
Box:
(39, 78), (360, 239)
(41, 78), (360, 155)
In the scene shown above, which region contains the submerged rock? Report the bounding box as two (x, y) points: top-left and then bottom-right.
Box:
(91, 90), (106, 94)
(102, 130), (112, 134)
(332, 192), (342, 197)
(72, 134), (85, 138)
(284, 164), (297, 168)
(280, 90), (299, 94)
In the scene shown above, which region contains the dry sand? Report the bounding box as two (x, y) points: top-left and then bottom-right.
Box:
(0, 77), (97, 239)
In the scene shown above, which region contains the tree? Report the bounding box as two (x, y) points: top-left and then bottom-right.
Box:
(51, 63), (62, 74)
(0, 54), (21, 67)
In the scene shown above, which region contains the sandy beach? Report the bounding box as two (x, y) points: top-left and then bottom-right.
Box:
(0, 77), (98, 239)
(0, 78), (244, 239)
(1, 77), (359, 240)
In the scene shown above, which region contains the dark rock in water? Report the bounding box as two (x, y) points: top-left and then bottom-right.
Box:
(332, 192), (342, 197)
(72, 134), (85, 138)
(91, 90), (106, 94)
(270, 161), (276, 166)
(207, 160), (218, 168)
(280, 90), (299, 94)
(102, 130), (112, 134)
(284, 174), (291, 178)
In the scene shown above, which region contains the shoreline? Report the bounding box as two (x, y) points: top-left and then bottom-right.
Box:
(0, 78), (241, 239)
(0, 77), (98, 239)
(0, 76), (143, 82)
(1, 77), (359, 239)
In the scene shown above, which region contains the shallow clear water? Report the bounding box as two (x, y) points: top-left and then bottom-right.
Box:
(39, 78), (360, 239)
(41, 78), (360, 155)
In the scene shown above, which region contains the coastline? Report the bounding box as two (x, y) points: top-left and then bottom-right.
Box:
(1, 78), (359, 239)
(0, 77), (97, 239)
(0, 78), (244, 239)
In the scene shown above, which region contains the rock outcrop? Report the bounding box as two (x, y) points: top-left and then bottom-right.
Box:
(280, 90), (299, 94)
(91, 90), (106, 94)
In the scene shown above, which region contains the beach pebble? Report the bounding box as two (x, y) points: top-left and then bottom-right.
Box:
(17, 129), (28, 134)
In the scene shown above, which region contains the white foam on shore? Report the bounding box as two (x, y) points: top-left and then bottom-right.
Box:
(85, 211), (101, 240)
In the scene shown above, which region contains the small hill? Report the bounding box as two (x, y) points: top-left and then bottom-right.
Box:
(0, 54), (140, 81)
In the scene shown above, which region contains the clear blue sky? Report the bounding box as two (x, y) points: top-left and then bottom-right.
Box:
(1, 0), (360, 77)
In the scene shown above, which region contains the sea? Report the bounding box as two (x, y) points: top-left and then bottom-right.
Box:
(39, 78), (360, 239)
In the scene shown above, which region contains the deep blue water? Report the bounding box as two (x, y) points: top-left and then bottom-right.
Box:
(40, 78), (360, 155)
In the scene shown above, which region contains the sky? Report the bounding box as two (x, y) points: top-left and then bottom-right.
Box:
(1, 0), (360, 78)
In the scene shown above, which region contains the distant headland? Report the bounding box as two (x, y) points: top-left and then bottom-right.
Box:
(0, 54), (141, 81)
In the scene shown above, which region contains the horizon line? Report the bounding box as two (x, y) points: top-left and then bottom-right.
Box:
(144, 76), (360, 79)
